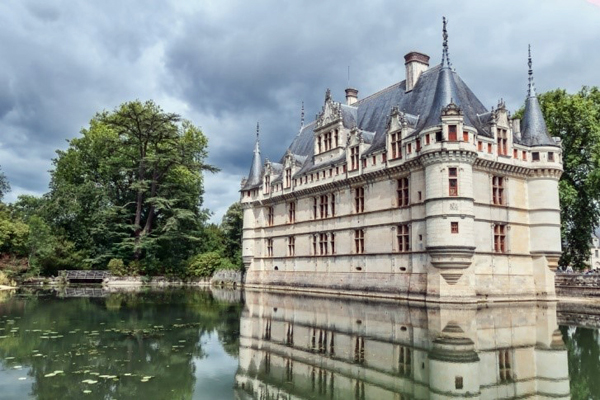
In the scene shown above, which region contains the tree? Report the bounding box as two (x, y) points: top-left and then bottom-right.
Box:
(49, 100), (217, 272)
(535, 87), (600, 268)
(0, 166), (9, 202)
(221, 202), (243, 267)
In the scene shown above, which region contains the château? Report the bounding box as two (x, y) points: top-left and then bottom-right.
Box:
(240, 20), (562, 302)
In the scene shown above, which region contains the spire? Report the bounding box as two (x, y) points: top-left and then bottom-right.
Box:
(442, 17), (451, 68)
(521, 46), (554, 147)
(244, 122), (263, 188)
(527, 44), (536, 97)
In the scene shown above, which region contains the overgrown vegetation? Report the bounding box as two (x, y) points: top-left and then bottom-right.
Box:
(0, 100), (243, 280)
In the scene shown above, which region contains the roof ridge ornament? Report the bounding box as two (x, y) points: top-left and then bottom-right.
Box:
(527, 44), (536, 98)
(442, 17), (451, 69)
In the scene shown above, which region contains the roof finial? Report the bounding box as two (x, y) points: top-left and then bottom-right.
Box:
(527, 44), (536, 97)
(255, 122), (260, 144)
(442, 17), (451, 68)
(325, 88), (331, 101)
(300, 101), (305, 127)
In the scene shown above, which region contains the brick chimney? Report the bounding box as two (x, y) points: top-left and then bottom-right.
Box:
(404, 51), (430, 92)
(345, 87), (358, 105)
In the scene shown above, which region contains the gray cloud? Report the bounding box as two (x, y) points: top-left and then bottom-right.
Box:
(0, 0), (599, 221)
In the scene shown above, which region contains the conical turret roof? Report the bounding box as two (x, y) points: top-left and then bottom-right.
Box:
(243, 123), (263, 189)
(520, 46), (556, 147)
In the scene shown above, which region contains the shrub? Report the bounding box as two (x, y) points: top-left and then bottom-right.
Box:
(186, 252), (233, 277)
(107, 258), (127, 276)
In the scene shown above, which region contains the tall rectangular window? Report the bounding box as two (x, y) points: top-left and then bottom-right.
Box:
(264, 175), (270, 194)
(498, 350), (512, 383)
(398, 346), (412, 377)
(478, 141), (483, 151)
(488, 143), (492, 153)
(350, 146), (359, 170)
(334, 129), (339, 147)
(354, 229), (365, 254)
(426, 134), (431, 145)
(330, 233), (335, 254)
(448, 125), (458, 141)
(522, 151), (527, 160)
(397, 224), (410, 252)
(492, 176), (504, 205)
(497, 128), (508, 156)
(288, 201), (296, 223)
(313, 198), (318, 219)
(330, 194), (336, 216)
(382, 152), (387, 163)
(266, 238), (273, 257)
(285, 168), (292, 188)
(463, 131), (469, 142)
(288, 236), (295, 256)
(312, 235), (317, 255)
(397, 177), (409, 207)
(449, 168), (458, 196)
(436, 131), (443, 142)
(320, 195), (329, 218)
(267, 206), (274, 226)
(319, 233), (328, 255)
(513, 149), (518, 159)
(391, 132), (402, 159)
(355, 187), (365, 213)
(494, 224), (506, 253)
(317, 136), (322, 154)
(416, 139), (421, 152)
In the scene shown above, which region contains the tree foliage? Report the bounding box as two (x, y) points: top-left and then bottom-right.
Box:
(536, 87), (600, 268)
(48, 100), (217, 273)
(0, 166), (9, 201)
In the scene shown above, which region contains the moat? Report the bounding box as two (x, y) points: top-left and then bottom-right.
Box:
(0, 287), (598, 399)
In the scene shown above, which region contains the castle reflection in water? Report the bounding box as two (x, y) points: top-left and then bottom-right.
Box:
(234, 291), (570, 399)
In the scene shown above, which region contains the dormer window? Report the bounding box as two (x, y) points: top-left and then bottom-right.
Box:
(350, 146), (360, 171)
(334, 129), (339, 147)
(391, 132), (402, 159)
(497, 129), (508, 156)
(285, 168), (292, 188)
(264, 175), (271, 194)
(448, 125), (458, 141)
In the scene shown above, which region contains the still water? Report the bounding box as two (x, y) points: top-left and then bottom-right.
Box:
(0, 287), (598, 399)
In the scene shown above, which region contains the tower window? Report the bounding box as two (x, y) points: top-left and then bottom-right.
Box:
(449, 168), (458, 196)
(478, 141), (483, 151)
(267, 206), (274, 226)
(448, 125), (458, 141)
(266, 238), (274, 257)
(288, 236), (295, 256)
(436, 131), (443, 142)
(492, 176), (504, 205)
(451, 222), (459, 233)
(463, 131), (469, 142)
(498, 350), (512, 382)
(548, 152), (555, 161)
(532, 152), (540, 161)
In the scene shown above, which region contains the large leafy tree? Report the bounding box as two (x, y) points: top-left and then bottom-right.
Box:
(535, 87), (600, 268)
(221, 202), (243, 267)
(49, 100), (217, 272)
(0, 165), (9, 202)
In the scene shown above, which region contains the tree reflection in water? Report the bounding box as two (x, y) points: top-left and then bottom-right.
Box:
(0, 288), (242, 400)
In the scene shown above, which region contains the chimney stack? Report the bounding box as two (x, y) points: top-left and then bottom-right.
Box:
(404, 51), (430, 92)
(345, 87), (358, 105)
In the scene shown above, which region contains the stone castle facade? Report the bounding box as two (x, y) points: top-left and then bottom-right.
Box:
(240, 23), (562, 302)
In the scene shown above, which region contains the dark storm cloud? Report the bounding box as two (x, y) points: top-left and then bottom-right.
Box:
(0, 0), (599, 222)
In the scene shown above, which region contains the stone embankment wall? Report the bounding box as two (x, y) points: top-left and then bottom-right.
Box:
(210, 269), (244, 287)
(103, 276), (211, 287)
(555, 273), (600, 298)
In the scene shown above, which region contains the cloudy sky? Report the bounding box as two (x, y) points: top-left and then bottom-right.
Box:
(1, 0), (599, 222)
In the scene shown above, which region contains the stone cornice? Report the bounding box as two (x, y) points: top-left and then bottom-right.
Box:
(419, 149), (478, 167)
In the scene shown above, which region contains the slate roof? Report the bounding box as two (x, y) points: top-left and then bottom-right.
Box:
(244, 51), (555, 187)
(242, 132), (263, 190)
